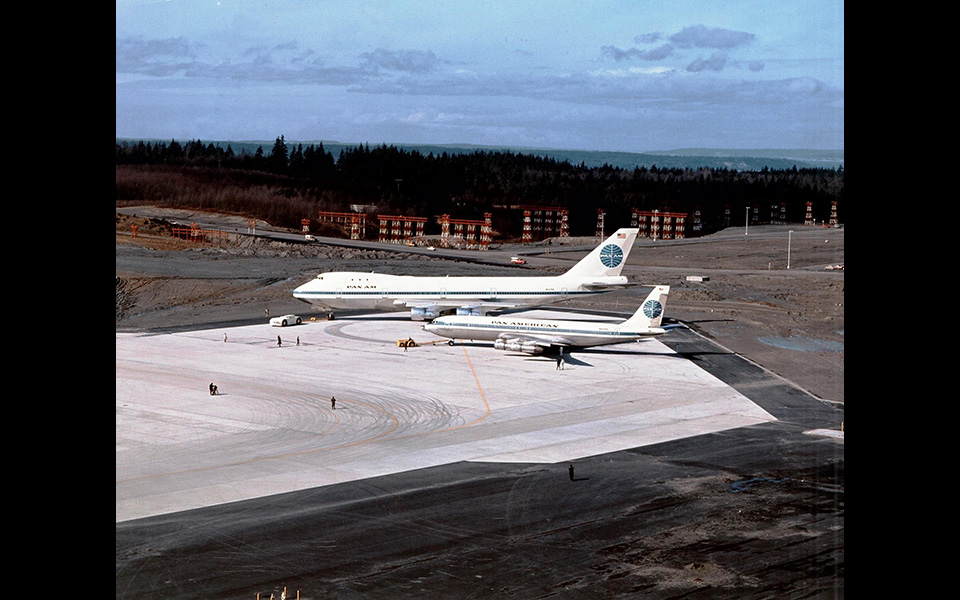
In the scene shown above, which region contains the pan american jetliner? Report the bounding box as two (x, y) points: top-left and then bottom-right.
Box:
(422, 285), (671, 354)
(293, 228), (639, 320)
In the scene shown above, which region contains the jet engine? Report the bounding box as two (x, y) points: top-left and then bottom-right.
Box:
(494, 339), (544, 354)
(410, 305), (441, 321)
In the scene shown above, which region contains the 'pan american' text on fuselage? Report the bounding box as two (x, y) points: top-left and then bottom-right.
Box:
(422, 285), (671, 353)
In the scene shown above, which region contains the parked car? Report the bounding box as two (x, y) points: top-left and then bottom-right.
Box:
(270, 314), (302, 327)
(510, 256), (526, 265)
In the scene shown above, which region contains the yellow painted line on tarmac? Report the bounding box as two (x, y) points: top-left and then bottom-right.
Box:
(446, 342), (491, 430)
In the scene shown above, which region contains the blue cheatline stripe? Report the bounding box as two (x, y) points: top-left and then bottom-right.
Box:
(435, 321), (640, 337)
(294, 290), (597, 297)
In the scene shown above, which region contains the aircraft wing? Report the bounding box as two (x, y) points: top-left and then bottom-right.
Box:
(396, 299), (524, 312)
(401, 298), (524, 306)
(580, 280), (638, 290)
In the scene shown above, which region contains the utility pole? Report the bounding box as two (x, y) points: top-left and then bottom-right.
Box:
(787, 230), (794, 269)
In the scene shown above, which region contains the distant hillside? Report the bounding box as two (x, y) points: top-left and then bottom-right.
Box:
(117, 138), (844, 172)
(648, 148), (844, 169)
(500, 146), (842, 171)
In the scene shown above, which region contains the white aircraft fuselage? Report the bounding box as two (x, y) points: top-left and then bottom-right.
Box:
(423, 314), (664, 350)
(293, 229), (639, 320)
(423, 285), (671, 354)
(294, 272), (628, 310)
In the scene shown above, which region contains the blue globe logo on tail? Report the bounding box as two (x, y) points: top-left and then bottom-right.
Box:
(599, 244), (624, 268)
(642, 299), (663, 319)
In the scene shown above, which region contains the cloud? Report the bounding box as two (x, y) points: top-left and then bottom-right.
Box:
(241, 42), (317, 66)
(633, 32), (662, 44)
(669, 25), (755, 50)
(115, 8), (841, 151)
(359, 48), (442, 73)
(602, 24), (757, 75)
(116, 36), (374, 86)
(115, 36), (197, 76)
(601, 44), (673, 62)
(686, 51), (728, 72)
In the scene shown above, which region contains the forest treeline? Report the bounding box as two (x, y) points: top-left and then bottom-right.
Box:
(116, 136), (844, 238)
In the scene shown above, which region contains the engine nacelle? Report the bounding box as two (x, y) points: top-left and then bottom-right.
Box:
(494, 339), (544, 354)
(410, 305), (441, 321)
(456, 305), (483, 316)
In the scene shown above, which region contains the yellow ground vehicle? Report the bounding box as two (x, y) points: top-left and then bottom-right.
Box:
(397, 337), (455, 348)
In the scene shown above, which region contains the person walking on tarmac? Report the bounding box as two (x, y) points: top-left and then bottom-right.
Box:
(331, 396), (336, 410)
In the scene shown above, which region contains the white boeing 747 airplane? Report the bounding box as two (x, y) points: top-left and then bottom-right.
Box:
(292, 228), (639, 320)
(422, 285), (671, 354)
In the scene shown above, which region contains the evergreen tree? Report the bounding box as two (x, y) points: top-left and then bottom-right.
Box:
(289, 143), (305, 178)
(304, 143), (336, 182)
(166, 139), (184, 163)
(115, 135), (843, 236)
(268, 135), (289, 174)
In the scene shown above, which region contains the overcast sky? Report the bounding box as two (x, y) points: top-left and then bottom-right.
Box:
(116, 1), (843, 152)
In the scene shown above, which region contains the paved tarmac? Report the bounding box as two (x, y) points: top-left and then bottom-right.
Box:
(116, 312), (843, 599)
(117, 310), (778, 522)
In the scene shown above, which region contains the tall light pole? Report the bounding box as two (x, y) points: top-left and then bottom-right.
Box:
(745, 206), (749, 235)
(787, 230), (794, 269)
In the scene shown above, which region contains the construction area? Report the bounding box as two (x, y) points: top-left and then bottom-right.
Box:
(306, 200), (840, 249)
(116, 207), (843, 599)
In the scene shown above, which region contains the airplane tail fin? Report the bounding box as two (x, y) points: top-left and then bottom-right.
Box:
(621, 285), (670, 330)
(562, 228), (639, 278)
